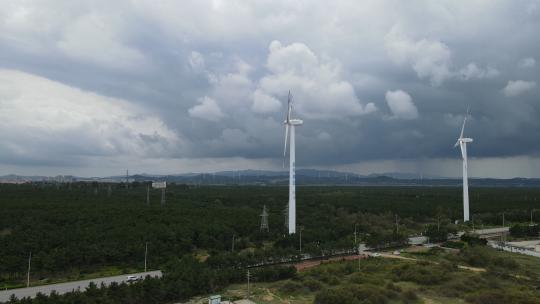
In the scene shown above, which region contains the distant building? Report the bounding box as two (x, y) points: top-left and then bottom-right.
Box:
(470, 227), (509, 239)
(209, 295), (221, 304)
(408, 236), (429, 245)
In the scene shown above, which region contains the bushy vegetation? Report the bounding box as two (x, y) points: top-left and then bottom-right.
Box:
(1, 183), (540, 303)
(510, 223), (540, 237)
(4, 257), (295, 304)
(392, 262), (453, 285)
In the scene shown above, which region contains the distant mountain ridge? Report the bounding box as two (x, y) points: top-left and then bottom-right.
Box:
(2, 170), (540, 187)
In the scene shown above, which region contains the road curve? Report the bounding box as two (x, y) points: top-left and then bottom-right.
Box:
(0, 270), (162, 302)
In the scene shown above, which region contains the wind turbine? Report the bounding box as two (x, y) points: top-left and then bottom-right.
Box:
(283, 91), (303, 234)
(454, 109), (473, 222)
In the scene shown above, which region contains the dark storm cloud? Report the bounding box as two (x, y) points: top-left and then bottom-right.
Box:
(0, 0), (539, 177)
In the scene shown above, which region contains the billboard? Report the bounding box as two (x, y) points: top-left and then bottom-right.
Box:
(152, 181), (166, 189)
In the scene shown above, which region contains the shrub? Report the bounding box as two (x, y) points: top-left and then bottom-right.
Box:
(442, 240), (465, 249)
(392, 263), (450, 285)
(279, 281), (304, 294)
(303, 279), (323, 292)
(253, 266), (296, 282)
(403, 289), (418, 301)
(314, 285), (390, 304)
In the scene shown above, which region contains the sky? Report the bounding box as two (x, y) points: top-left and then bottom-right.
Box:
(0, 0), (539, 178)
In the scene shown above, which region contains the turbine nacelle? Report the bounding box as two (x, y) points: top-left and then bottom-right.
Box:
(284, 119), (303, 126)
(454, 137), (473, 148)
(283, 92), (302, 160)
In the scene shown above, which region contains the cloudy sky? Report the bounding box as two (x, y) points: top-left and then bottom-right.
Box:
(1, 0), (539, 178)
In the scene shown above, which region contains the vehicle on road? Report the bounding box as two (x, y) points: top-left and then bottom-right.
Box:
(126, 275), (139, 282)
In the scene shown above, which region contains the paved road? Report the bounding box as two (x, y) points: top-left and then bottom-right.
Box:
(0, 270), (162, 302)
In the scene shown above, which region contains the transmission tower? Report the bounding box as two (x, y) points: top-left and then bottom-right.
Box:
(260, 205), (269, 232)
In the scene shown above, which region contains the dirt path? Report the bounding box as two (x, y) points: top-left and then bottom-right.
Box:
(457, 265), (486, 272)
(290, 248), (488, 274)
(379, 251), (487, 273)
(379, 253), (417, 261)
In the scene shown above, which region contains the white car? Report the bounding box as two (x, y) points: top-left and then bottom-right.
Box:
(126, 275), (139, 282)
(371, 252), (381, 257)
(393, 250), (400, 255)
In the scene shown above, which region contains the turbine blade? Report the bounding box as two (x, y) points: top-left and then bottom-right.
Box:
(283, 124), (289, 167)
(287, 91), (292, 123)
(459, 115), (467, 139)
(453, 140), (460, 148)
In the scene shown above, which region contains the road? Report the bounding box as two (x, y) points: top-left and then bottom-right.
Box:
(0, 270), (162, 302)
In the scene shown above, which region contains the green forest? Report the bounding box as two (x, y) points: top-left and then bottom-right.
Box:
(1, 183), (540, 303)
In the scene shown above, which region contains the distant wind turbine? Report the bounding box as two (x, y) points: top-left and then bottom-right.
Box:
(454, 109), (473, 222)
(283, 91), (303, 234)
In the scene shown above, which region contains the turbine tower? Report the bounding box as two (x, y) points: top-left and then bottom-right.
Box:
(283, 91), (303, 234)
(454, 109), (473, 222)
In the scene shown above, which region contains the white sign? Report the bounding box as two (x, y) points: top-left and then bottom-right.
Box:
(152, 181), (166, 189)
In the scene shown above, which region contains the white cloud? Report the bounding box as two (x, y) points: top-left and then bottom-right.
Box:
(57, 13), (147, 70)
(385, 90), (419, 120)
(188, 96), (225, 121)
(189, 51), (206, 72)
(252, 89), (281, 113)
(257, 40), (376, 119)
(0, 69), (180, 161)
(503, 80), (537, 97)
(458, 63), (499, 80)
(385, 26), (453, 86)
(518, 57), (536, 68)
(385, 26), (500, 85)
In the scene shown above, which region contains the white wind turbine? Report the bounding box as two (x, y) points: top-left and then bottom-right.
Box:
(283, 91), (303, 234)
(454, 109), (473, 222)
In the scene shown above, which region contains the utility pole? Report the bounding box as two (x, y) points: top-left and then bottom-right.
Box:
(357, 244), (362, 272)
(144, 242), (148, 272)
(146, 185), (150, 205)
(26, 251), (31, 287)
(354, 224), (358, 246)
(247, 269), (251, 300)
(299, 226), (303, 252)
